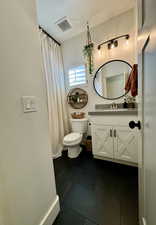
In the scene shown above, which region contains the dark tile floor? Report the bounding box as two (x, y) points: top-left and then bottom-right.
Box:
(53, 151), (138, 225)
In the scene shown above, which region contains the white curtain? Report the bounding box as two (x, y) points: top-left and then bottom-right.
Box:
(40, 31), (69, 158)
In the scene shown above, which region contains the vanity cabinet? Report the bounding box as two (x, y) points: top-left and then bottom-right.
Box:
(90, 113), (138, 166)
(114, 126), (138, 163)
(92, 125), (114, 158)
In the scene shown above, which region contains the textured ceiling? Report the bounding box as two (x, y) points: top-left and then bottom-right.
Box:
(37, 0), (135, 43)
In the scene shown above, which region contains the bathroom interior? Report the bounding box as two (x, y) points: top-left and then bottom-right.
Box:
(37, 1), (139, 225)
(3, 0), (156, 225)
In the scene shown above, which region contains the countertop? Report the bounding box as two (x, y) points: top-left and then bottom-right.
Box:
(88, 109), (138, 116)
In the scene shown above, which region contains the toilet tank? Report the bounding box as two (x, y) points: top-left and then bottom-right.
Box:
(71, 118), (88, 133)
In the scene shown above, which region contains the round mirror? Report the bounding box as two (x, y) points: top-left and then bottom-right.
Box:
(93, 60), (132, 100)
(67, 88), (88, 109)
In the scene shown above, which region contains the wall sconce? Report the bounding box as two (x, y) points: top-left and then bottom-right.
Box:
(97, 34), (130, 50)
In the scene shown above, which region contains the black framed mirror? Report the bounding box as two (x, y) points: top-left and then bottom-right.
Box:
(93, 60), (132, 100)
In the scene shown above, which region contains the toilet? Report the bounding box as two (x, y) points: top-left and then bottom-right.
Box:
(63, 118), (88, 158)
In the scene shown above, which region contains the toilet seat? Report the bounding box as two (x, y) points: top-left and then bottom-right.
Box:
(63, 132), (82, 146)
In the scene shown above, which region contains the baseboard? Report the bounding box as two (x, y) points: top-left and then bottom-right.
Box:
(52, 151), (62, 159)
(142, 217), (147, 225)
(94, 154), (138, 167)
(39, 195), (60, 225)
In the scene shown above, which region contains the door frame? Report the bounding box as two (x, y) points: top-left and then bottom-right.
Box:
(137, 0), (151, 223)
(138, 30), (150, 225)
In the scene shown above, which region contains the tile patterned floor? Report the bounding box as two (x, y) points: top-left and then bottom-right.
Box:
(53, 151), (138, 225)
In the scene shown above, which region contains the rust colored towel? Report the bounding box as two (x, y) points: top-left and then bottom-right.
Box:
(125, 64), (138, 97)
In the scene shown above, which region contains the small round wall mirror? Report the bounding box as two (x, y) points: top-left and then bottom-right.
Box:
(93, 60), (132, 100)
(67, 88), (88, 109)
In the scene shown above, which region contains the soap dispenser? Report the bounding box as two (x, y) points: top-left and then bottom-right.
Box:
(123, 98), (128, 109)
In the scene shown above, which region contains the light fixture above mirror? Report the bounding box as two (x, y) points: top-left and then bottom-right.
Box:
(98, 34), (130, 50)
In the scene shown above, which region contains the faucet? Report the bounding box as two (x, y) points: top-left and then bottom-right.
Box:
(111, 102), (118, 109)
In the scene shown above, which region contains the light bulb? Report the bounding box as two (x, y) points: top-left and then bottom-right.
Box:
(126, 39), (129, 45)
(125, 35), (130, 46)
(111, 43), (115, 49)
(98, 49), (102, 56)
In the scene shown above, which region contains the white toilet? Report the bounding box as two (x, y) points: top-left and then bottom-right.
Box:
(63, 118), (88, 158)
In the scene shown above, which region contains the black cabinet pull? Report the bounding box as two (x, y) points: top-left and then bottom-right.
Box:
(129, 121), (141, 130)
(114, 129), (117, 137)
(110, 129), (112, 137)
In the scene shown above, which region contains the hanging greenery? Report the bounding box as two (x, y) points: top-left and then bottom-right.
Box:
(83, 22), (94, 75)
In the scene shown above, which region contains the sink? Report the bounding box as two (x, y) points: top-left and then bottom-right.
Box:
(88, 104), (138, 116)
(95, 103), (137, 110)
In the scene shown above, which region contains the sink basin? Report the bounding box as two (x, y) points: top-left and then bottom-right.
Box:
(88, 108), (138, 116)
(95, 103), (137, 110)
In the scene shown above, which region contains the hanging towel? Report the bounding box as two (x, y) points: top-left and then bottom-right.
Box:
(125, 64), (138, 97)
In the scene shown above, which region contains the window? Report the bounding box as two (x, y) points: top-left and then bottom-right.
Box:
(68, 65), (87, 87)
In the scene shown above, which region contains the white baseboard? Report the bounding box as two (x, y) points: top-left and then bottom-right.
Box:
(39, 195), (60, 225)
(52, 151), (62, 159)
(142, 217), (147, 225)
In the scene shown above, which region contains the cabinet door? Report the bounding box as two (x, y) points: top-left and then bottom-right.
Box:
(114, 126), (138, 163)
(92, 124), (114, 158)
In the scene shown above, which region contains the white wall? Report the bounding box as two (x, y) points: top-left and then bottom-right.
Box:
(0, 0), (59, 225)
(62, 9), (136, 119)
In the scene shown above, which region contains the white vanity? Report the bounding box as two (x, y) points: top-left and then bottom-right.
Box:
(89, 110), (138, 167)
(90, 59), (138, 167)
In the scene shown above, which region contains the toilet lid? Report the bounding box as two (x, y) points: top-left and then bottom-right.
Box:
(64, 132), (82, 144)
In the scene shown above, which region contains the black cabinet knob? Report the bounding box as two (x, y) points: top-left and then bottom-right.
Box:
(129, 121), (141, 130)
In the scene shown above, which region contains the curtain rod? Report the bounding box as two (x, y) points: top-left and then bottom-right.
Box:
(39, 26), (61, 46)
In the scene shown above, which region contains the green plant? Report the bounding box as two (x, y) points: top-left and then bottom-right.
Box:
(83, 43), (94, 75)
(83, 23), (94, 75)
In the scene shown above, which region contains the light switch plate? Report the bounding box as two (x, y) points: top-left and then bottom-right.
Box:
(22, 96), (38, 113)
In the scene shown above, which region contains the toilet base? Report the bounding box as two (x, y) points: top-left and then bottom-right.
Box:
(68, 145), (82, 158)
